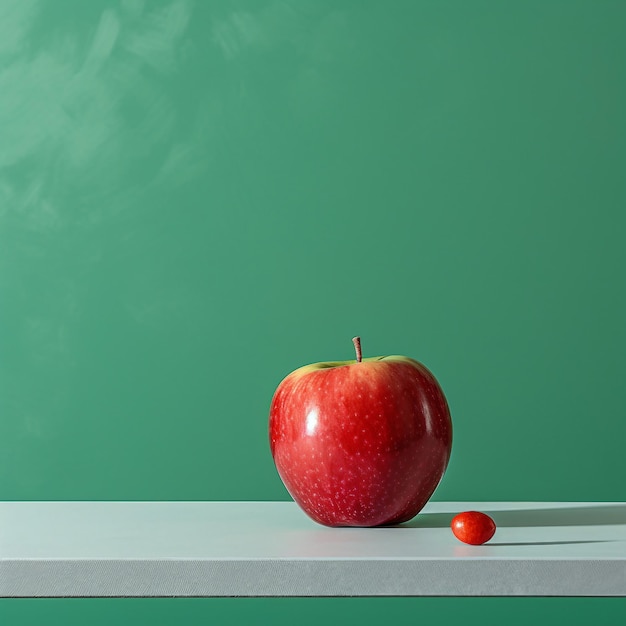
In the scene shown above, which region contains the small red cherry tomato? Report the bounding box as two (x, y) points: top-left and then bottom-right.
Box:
(451, 511), (496, 545)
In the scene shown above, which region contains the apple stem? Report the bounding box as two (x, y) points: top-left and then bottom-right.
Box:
(352, 336), (362, 363)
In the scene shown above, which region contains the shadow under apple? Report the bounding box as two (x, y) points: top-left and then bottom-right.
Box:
(398, 503), (626, 529)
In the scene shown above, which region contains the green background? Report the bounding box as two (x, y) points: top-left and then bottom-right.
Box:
(1, 0), (624, 622)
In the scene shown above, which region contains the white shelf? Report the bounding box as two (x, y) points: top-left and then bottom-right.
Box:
(1, 501), (624, 597)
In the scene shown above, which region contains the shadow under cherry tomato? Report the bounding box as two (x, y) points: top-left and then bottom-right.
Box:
(485, 539), (614, 547)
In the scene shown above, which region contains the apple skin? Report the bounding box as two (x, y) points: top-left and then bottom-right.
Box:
(269, 355), (452, 527)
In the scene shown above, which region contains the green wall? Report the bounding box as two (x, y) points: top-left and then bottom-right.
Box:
(1, 0), (624, 622)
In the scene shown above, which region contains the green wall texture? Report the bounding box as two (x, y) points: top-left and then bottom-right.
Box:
(1, 0), (624, 623)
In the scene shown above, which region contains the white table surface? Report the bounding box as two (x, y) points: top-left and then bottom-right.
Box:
(1, 501), (624, 597)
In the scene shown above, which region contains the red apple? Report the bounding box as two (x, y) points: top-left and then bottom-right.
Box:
(269, 337), (452, 527)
